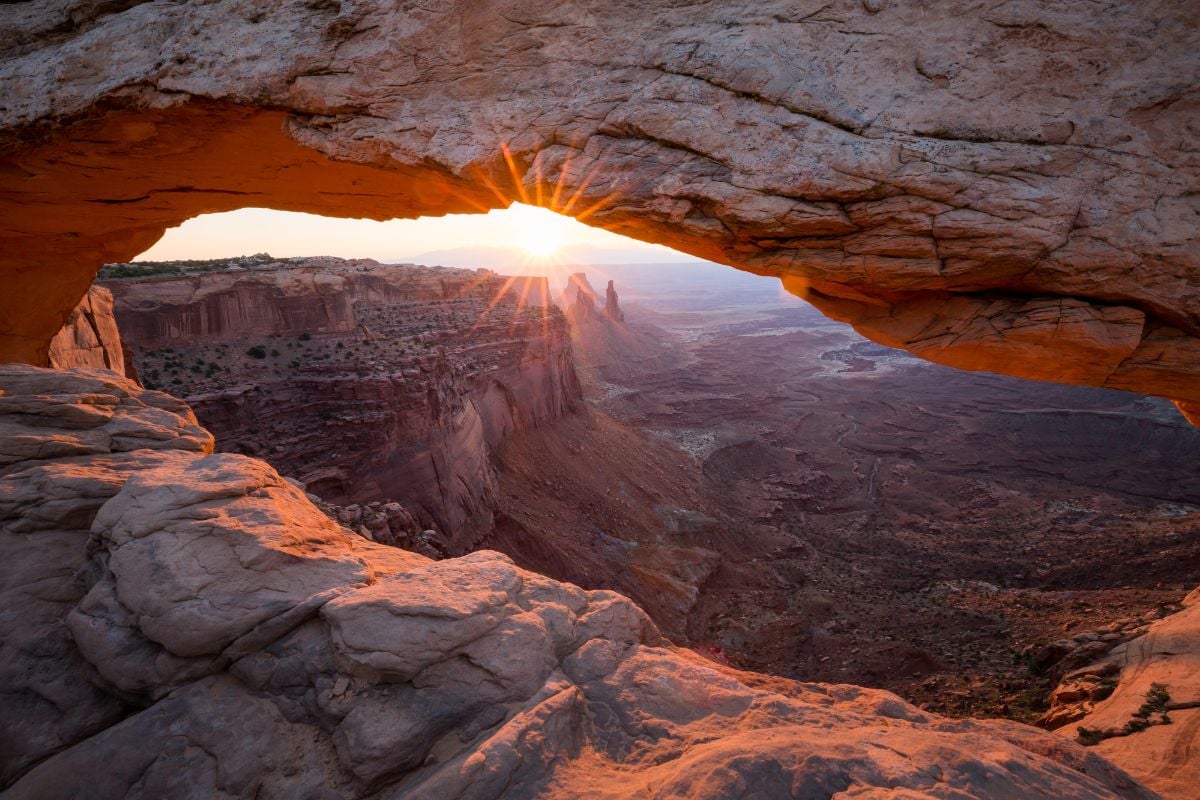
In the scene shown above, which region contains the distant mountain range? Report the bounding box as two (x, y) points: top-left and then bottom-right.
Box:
(397, 244), (703, 271)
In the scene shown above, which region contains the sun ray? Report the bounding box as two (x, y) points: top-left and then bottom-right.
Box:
(470, 274), (521, 333)
(442, 181), (504, 215)
(466, 166), (514, 211)
(548, 151), (574, 213)
(533, 149), (545, 210)
(455, 269), (504, 297)
(500, 143), (530, 206)
(558, 161), (606, 217)
(572, 190), (622, 225)
(507, 276), (535, 337)
(538, 275), (550, 344)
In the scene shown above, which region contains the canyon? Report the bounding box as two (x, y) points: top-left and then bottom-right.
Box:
(60, 255), (1199, 798)
(102, 256), (578, 551)
(100, 257), (737, 637)
(2, 1), (1199, 798)
(567, 265), (1200, 728)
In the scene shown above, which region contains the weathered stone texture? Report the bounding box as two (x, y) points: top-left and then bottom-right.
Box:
(0, 0), (1196, 408)
(46, 285), (128, 376)
(0, 365), (1165, 799)
(1052, 589), (1200, 800)
(102, 258), (581, 548)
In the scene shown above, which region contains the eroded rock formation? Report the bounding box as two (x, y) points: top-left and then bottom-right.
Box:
(1, 1), (1197, 413)
(0, 365), (1163, 798)
(1044, 590), (1200, 800)
(561, 273), (599, 322)
(46, 285), (129, 377)
(104, 257), (580, 549)
(604, 279), (624, 323)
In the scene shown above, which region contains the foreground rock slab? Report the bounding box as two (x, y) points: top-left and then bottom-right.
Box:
(0, 365), (1164, 798)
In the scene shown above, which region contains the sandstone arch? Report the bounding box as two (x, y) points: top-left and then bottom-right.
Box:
(2, 0), (1198, 408)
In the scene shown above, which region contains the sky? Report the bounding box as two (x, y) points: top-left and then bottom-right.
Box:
(135, 203), (700, 267)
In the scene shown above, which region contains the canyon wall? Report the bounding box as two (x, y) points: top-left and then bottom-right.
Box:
(0, 1), (1197, 415)
(0, 364), (1161, 799)
(107, 256), (536, 345)
(105, 258), (581, 550)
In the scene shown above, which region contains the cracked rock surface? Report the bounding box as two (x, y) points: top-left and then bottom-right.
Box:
(1056, 588), (1200, 800)
(0, 1), (1197, 414)
(0, 364), (1165, 798)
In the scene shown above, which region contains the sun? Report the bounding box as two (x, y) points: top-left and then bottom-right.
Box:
(518, 230), (563, 258)
(509, 203), (569, 259)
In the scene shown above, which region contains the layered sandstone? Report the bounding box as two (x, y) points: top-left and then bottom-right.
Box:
(105, 257), (580, 550)
(561, 273), (599, 322)
(0, 365), (1163, 799)
(0, 1), (1197, 414)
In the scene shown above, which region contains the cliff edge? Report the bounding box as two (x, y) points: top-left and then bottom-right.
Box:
(102, 257), (581, 550)
(0, 364), (1160, 799)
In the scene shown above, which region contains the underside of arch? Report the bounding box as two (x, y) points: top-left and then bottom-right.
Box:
(1, 0), (1197, 411)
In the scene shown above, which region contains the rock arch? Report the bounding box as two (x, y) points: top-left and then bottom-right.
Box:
(2, 0), (1197, 408)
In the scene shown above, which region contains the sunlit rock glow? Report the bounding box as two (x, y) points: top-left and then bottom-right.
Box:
(0, 0), (1197, 413)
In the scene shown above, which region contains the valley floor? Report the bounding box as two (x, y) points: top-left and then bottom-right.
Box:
(563, 279), (1200, 723)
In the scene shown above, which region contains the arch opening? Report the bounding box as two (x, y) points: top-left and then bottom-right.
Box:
(76, 200), (1200, 730)
(3, 98), (1199, 418)
(4, 2), (1200, 794)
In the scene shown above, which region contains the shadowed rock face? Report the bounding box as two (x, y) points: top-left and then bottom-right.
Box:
(1055, 587), (1200, 800)
(0, 365), (1163, 798)
(1, 1), (1198, 410)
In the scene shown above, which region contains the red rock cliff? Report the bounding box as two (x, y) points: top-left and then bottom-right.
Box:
(106, 258), (581, 550)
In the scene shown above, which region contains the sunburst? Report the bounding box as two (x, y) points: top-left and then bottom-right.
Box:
(446, 143), (628, 340)
(509, 203), (569, 260)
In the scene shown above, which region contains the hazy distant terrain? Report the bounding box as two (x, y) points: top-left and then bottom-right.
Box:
(567, 261), (1200, 720)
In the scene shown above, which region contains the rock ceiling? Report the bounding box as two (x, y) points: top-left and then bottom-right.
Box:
(1, 0), (1197, 410)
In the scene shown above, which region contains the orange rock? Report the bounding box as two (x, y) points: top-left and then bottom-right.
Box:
(47, 286), (128, 376)
(2, 1), (1197, 413)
